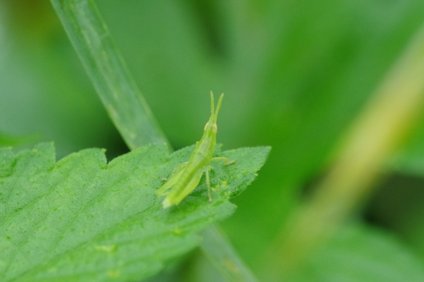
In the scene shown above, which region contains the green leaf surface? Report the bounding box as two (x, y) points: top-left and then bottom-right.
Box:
(0, 143), (269, 281)
(294, 224), (424, 282)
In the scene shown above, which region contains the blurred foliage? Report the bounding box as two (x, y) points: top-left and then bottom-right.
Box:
(0, 0), (122, 157)
(293, 224), (424, 282)
(368, 175), (424, 260)
(2, 0), (424, 280)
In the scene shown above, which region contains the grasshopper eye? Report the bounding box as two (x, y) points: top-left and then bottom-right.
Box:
(204, 122), (217, 133)
(211, 124), (217, 133)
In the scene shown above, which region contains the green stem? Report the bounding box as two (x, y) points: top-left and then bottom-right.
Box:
(50, 0), (256, 281)
(274, 25), (424, 278)
(50, 0), (169, 150)
(201, 228), (257, 282)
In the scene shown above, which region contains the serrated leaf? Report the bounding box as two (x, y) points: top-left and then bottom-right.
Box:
(294, 224), (424, 282)
(0, 143), (269, 282)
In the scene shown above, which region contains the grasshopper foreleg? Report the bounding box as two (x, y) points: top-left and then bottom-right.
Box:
(205, 167), (212, 202)
(212, 156), (235, 166)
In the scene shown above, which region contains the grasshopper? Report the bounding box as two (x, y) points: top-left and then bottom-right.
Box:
(156, 92), (232, 208)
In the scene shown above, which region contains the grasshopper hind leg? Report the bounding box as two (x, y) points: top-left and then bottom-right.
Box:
(163, 170), (203, 208)
(156, 162), (188, 196)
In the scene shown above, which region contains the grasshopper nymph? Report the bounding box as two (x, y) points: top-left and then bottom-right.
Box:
(156, 92), (230, 208)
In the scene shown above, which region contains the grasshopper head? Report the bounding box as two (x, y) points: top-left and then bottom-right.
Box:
(204, 121), (218, 134)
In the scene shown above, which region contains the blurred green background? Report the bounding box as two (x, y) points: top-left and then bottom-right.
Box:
(2, 0), (424, 280)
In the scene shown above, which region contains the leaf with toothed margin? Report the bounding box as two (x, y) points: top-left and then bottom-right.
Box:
(0, 143), (269, 282)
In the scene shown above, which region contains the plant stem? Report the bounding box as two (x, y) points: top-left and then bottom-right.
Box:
(201, 228), (257, 282)
(50, 0), (169, 150)
(50, 1), (256, 281)
(274, 25), (424, 278)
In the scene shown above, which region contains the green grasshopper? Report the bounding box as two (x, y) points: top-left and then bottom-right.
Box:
(156, 92), (231, 208)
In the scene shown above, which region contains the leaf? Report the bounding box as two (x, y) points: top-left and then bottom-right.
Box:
(293, 224), (424, 282)
(0, 143), (269, 282)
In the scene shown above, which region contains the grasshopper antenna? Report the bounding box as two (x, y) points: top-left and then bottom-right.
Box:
(209, 91), (215, 116)
(215, 93), (224, 117)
